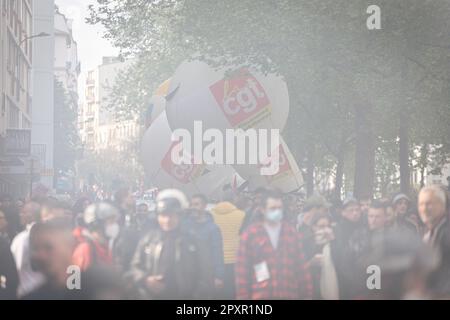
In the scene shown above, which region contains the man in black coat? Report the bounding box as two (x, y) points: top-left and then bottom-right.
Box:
(331, 197), (366, 299)
(127, 189), (213, 300)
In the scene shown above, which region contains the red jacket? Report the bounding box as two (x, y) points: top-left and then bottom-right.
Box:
(72, 228), (113, 271)
(236, 221), (313, 300)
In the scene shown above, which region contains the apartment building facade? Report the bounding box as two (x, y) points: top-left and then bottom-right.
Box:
(0, 0), (34, 195)
(79, 56), (140, 154)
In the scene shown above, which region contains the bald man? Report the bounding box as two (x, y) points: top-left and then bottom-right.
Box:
(418, 185), (450, 298)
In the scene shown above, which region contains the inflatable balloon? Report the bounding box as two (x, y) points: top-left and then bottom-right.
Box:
(154, 78), (171, 96)
(234, 137), (304, 193)
(165, 60), (290, 134)
(146, 79), (172, 128)
(141, 111), (237, 198)
(147, 95), (166, 126)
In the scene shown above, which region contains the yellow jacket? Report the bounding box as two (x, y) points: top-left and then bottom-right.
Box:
(211, 202), (245, 264)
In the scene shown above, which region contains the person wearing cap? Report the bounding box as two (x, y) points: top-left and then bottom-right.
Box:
(72, 203), (120, 271)
(418, 185), (450, 297)
(297, 195), (331, 262)
(127, 189), (213, 300)
(331, 197), (365, 299)
(392, 193), (423, 234)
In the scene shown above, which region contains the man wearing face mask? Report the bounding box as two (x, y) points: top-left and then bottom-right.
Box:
(72, 203), (120, 271)
(236, 190), (313, 300)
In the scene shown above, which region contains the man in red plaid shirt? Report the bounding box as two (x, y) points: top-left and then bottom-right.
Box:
(235, 191), (313, 300)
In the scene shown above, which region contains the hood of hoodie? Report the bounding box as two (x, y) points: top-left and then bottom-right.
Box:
(212, 202), (239, 215)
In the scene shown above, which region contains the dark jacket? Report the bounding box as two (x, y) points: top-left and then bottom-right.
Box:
(428, 217), (450, 297)
(331, 219), (366, 299)
(127, 227), (213, 299)
(114, 217), (157, 272)
(298, 224), (316, 261)
(0, 237), (19, 299)
(183, 213), (225, 281)
(395, 213), (424, 235)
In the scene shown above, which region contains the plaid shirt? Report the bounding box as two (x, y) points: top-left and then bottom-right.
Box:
(235, 221), (313, 300)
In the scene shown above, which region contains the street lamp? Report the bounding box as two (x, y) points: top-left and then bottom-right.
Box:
(19, 32), (50, 199)
(20, 32), (50, 45)
(16, 32), (51, 99)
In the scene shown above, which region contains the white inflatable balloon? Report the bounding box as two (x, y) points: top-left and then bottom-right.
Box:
(141, 111), (237, 198)
(235, 137), (304, 193)
(147, 95), (166, 126)
(165, 60), (290, 134)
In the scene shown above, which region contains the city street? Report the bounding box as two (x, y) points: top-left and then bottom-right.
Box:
(1, 0), (450, 304)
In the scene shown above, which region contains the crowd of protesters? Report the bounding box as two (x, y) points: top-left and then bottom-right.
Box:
(0, 183), (450, 300)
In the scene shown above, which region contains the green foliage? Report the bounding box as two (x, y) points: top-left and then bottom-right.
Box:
(87, 0), (450, 196)
(54, 80), (81, 177)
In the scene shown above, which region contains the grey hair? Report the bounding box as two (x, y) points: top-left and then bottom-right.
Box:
(420, 185), (447, 206)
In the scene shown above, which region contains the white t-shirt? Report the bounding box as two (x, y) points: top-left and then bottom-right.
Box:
(264, 223), (282, 250)
(10, 223), (45, 297)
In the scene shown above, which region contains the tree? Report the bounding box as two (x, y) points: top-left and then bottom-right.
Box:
(54, 80), (81, 190)
(88, 0), (450, 198)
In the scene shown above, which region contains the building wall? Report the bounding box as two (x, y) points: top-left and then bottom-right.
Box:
(1, 0), (33, 134)
(0, 0), (34, 196)
(31, 0), (55, 189)
(79, 57), (140, 154)
(54, 7), (79, 106)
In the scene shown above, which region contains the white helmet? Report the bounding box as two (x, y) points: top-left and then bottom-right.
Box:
(156, 189), (189, 214)
(84, 202), (119, 228)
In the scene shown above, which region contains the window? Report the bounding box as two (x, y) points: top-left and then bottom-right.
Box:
(1, 94), (5, 117)
(22, 114), (31, 129)
(2, 0), (7, 15)
(86, 87), (95, 100)
(8, 100), (20, 128)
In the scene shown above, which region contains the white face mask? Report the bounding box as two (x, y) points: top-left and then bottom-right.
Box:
(105, 223), (120, 239)
(266, 209), (284, 223)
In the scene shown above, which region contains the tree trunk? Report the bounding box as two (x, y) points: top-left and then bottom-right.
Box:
(354, 106), (375, 200)
(306, 143), (315, 197)
(334, 137), (346, 201)
(419, 143), (428, 188)
(399, 119), (410, 195)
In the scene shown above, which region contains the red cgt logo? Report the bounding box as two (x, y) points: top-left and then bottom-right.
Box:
(210, 69), (271, 127)
(161, 141), (197, 184)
